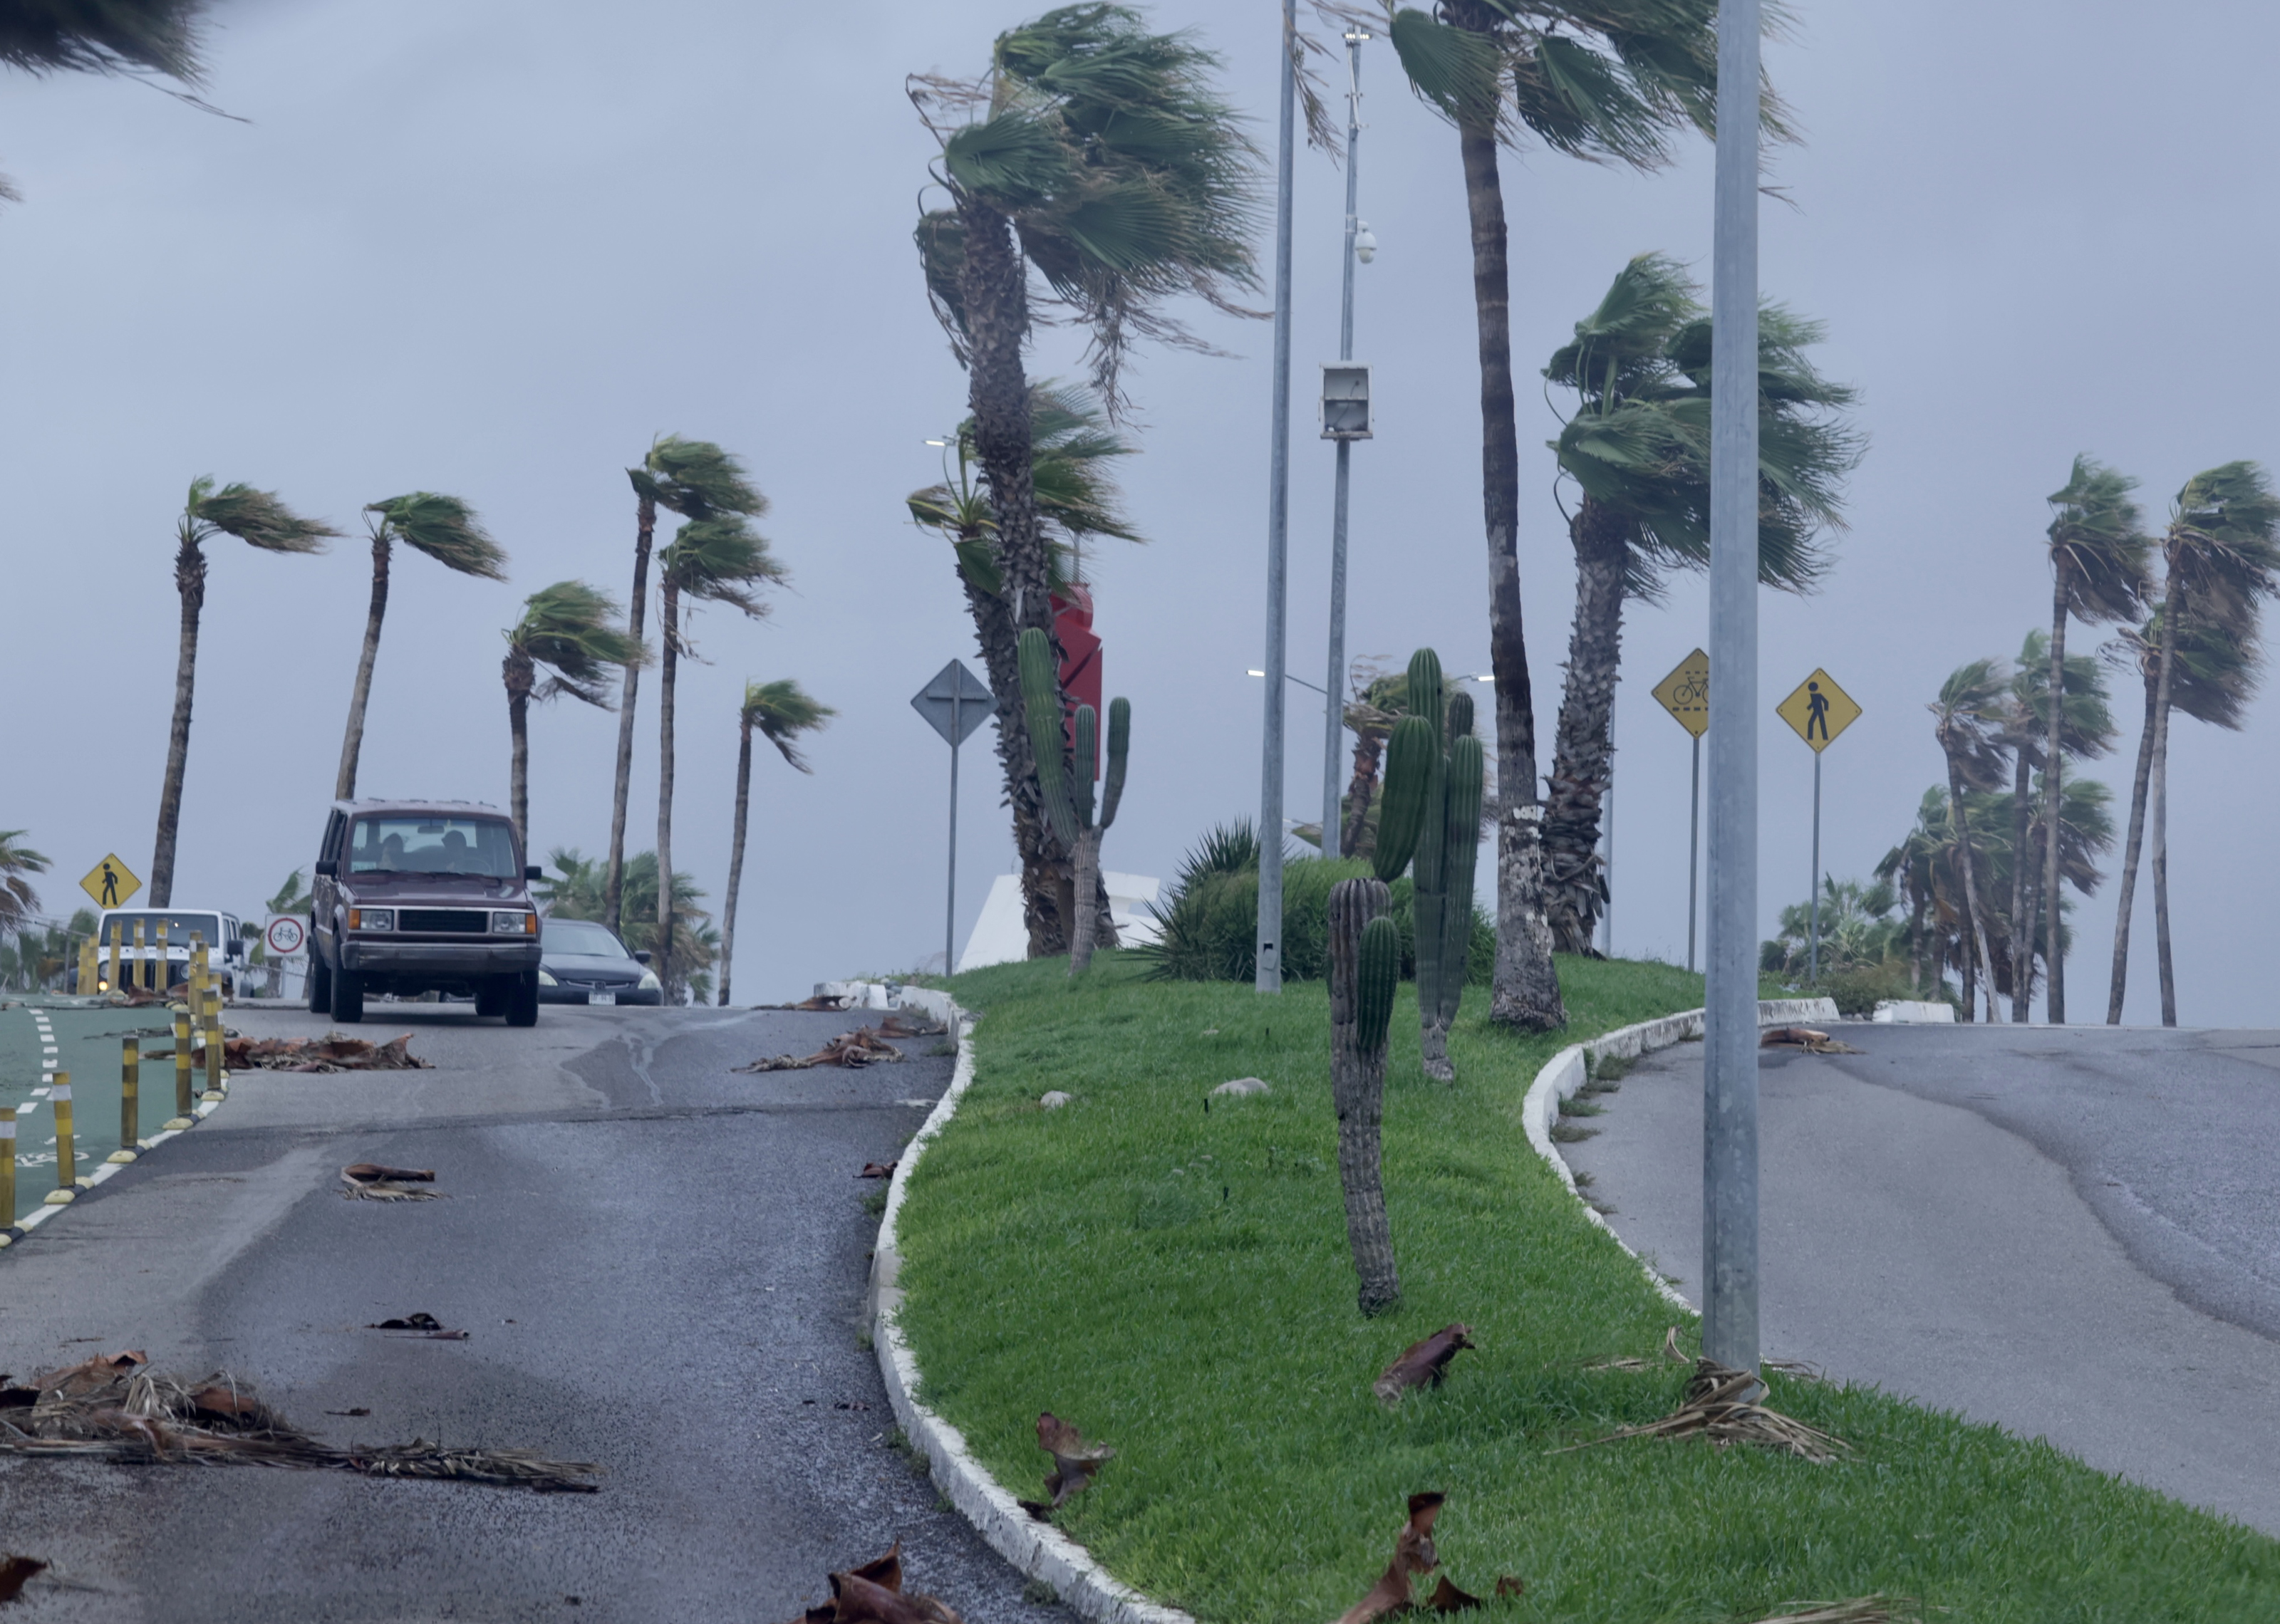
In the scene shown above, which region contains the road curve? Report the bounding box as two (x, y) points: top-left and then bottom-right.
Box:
(1562, 1023), (2280, 1536)
(0, 999), (1073, 1623)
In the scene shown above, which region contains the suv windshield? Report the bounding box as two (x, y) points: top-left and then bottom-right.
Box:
(544, 919), (630, 959)
(348, 816), (519, 879)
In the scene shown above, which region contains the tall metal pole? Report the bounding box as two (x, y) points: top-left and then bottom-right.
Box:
(1600, 686), (1616, 957)
(945, 692), (961, 977)
(1687, 734), (1701, 973)
(1808, 751), (1822, 983)
(1255, 0), (1297, 994)
(1322, 31), (1365, 853)
(1703, 0), (1763, 1375)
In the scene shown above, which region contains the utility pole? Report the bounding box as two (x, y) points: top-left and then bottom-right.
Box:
(1703, 0), (1763, 1375)
(1255, 0), (1297, 994)
(1321, 28), (1368, 853)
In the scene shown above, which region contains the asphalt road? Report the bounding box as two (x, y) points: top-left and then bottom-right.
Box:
(0, 999), (1073, 1623)
(1563, 1022), (2280, 1536)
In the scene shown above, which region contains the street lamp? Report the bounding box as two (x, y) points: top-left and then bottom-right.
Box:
(1248, 667), (1328, 697)
(1255, 0), (1300, 994)
(1317, 25), (1372, 871)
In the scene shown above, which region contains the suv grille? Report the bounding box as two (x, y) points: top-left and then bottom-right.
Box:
(398, 909), (489, 934)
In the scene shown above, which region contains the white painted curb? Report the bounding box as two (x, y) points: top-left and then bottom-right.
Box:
(1520, 998), (1841, 1312)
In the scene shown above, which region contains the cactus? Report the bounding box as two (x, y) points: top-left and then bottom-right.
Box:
(1373, 648), (1482, 1081)
(1329, 876), (1399, 1315)
(1436, 733), (1485, 1041)
(1374, 715), (1436, 882)
(1016, 627), (1130, 974)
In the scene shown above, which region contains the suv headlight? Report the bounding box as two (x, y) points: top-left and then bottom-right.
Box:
(537, 969), (559, 987)
(492, 911), (537, 935)
(350, 909), (394, 932)
(638, 971), (661, 991)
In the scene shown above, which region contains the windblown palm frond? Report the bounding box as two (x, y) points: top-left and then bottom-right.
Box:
(2044, 456), (2152, 623)
(2164, 460), (2280, 630)
(0, 830), (50, 932)
(507, 581), (647, 707)
(2007, 629), (2116, 767)
(185, 477), (337, 554)
(740, 680), (835, 772)
(1929, 658), (2013, 793)
(0, 0), (204, 80)
(366, 492), (506, 580)
(2106, 607), (2259, 732)
(634, 435), (770, 521)
(660, 517), (784, 621)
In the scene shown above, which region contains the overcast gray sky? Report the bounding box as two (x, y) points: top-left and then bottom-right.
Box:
(4, 0), (2273, 1021)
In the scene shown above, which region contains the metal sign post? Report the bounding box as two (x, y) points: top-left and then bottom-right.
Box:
(1776, 668), (1862, 982)
(911, 660), (994, 977)
(1651, 649), (1710, 972)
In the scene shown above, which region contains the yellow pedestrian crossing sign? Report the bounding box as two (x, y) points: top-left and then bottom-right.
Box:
(1651, 648), (1710, 738)
(79, 853), (142, 910)
(1777, 669), (1860, 752)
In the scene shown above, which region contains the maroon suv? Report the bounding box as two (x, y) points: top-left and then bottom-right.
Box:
(307, 799), (544, 1026)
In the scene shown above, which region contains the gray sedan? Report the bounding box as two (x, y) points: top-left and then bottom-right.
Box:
(537, 917), (663, 1005)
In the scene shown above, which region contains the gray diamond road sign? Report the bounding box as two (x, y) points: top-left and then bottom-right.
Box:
(911, 660), (993, 746)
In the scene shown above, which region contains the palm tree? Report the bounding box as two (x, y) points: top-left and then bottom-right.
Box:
(909, 384), (1141, 954)
(718, 680), (834, 1006)
(2031, 457), (2150, 1021)
(1928, 658), (2011, 1021)
(151, 478), (336, 905)
(1999, 630), (2117, 1020)
(1877, 789), (1953, 999)
(334, 493), (506, 800)
(1540, 254), (1860, 951)
(2102, 603), (2254, 1024)
(0, 2), (204, 79)
(911, 6), (1258, 954)
(1378, 0), (1766, 1031)
(0, 831), (48, 935)
(650, 450), (783, 996)
(502, 581), (647, 853)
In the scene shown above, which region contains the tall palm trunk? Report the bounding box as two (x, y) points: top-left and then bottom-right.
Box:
(503, 646), (534, 855)
(2041, 583), (2070, 1021)
(718, 717), (753, 1008)
(2007, 751), (2035, 1020)
(1456, 118), (1562, 1031)
(2148, 593), (2181, 1026)
(1909, 892), (1927, 997)
(1341, 730), (1384, 858)
(1543, 495), (1627, 954)
(1067, 827), (1105, 974)
(603, 492), (656, 935)
(654, 577), (681, 1003)
(335, 533), (393, 801)
(150, 535), (207, 907)
(1942, 760), (1996, 1023)
(2105, 657), (2161, 1023)
(956, 567), (1074, 954)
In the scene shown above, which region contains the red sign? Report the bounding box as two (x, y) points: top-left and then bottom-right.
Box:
(1052, 585), (1103, 780)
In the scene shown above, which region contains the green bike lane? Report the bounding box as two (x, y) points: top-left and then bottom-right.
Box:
(0, 998), (197, 1225)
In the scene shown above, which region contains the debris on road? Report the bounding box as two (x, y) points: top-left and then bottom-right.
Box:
(876, 1011), (947, 1039)
(856, 1162), (896, 1180)
(732, 1027), (906, 1072)
(325, 1407), (372, 1417)
(339, 1163), (446, 1201)
(227, 1033), (432, 1073)
(1017, 1411), (1113, 1520)
(1373, 1323), (1476, 1407)
(1760, 1026), (1864, 1056)
(0, 1353), (597, 1490)
(1334, 1492), (1444, 1623)
(0, 1555), (47, 1605)
(779, 1541), (965, 1624)
(1557, 1358), (1850, 1463)
(367, 1313), (470, 1341)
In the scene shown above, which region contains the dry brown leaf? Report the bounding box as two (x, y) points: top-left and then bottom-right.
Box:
(1036, 1410), (1114, 1509)
(735, 1027), (908, 1072)
(826, 1569), (963, 1623)
(857, 1162), (897, 1180)
(878, 1013), (948, 1039)
(1425, 1574), (1481, 1611)
(0, 1555), (47, 1604)
(1373, 1324), (1475, 1407)
(1334, 1492), (1444, 1624)
(1493, 1576), (1525, 1598)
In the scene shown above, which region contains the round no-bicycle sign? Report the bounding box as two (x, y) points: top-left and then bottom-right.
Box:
(264, 915), (308, 957)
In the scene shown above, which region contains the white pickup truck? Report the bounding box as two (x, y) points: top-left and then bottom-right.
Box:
(77, 907), (247, 995)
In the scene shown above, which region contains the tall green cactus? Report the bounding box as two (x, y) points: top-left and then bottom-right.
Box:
(1016, 627), (1130, 974)
(1329, 874), (1400, 1315)
(1372, 647), (1481, 1081)
(1357, 915), (1400, 1051)
(1439, 732), (1485, 1038)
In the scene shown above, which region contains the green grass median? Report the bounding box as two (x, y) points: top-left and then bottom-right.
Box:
(894, 952), (2280, 1623)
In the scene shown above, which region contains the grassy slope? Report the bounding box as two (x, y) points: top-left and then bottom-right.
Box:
(896, 953), (2280, 1623)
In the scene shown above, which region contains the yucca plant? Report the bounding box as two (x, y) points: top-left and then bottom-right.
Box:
(152, 477), (336, 905)
(334, 493), (506, 800)
(501, 581), (646, 854)
(718, 680), (834, 1006)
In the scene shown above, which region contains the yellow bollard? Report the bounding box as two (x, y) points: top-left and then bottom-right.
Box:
(134, 917), (149, 992)
(107, 918), (122, 996)
(1, 1105), (16, 1235)
(45, 1073), (77, 1204)
(166, 1011), (195, 1130)
(202, 989), (225, 1103)
(189, 932), (204, 1004)
(78, 935), (98, 997)
(112, 1038), (140, 1162)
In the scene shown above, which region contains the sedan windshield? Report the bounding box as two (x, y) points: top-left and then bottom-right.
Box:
(348, 817), (519, 879)
(544, 919), (631, 959)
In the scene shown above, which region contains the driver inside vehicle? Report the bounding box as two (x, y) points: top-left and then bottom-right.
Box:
(438, 829), (471, 873)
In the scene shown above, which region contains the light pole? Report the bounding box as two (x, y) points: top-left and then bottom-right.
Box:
(1704, 0), (1763, 1375)
(1320, 28), (1372, 858)
(1255, 0), (1297, 994)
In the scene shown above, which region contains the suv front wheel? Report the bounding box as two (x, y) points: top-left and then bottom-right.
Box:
(307, 953), (333, 1015)
(332, 969), (366, 1025)
(504, 969), (539, 1028)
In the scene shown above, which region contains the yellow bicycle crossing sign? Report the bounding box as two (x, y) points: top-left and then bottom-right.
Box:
(1651, 648), (1709, 737)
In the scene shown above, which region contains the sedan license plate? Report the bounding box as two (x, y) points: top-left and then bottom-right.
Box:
(586, 989), (617, 1006)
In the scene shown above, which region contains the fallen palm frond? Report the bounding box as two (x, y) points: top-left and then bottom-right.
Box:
(225, 1032), (432, 1073)
(1373, 1323), (1475, 1407)
(339, 1162), (446, 1200)
(0, 1353), (596, 1491)
(1748, 1598), (1917, 1624)
(366, 1313), (468, 1341)
(857, 1161), (897, 1180)
(1335, 1492), (1518, 1623)
(734, 1027), (907, 1072)
(1017, 1410), (1114, 1520)
(777, 1540), (965, 1624)
(1581, 1326), (1694, 1372)
(1761, 1026), (1864, 1056)
(0, 1554), (47, 1603)
(877, 1012), (948, 1039)
(1555, 1358), (1851, 1464)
